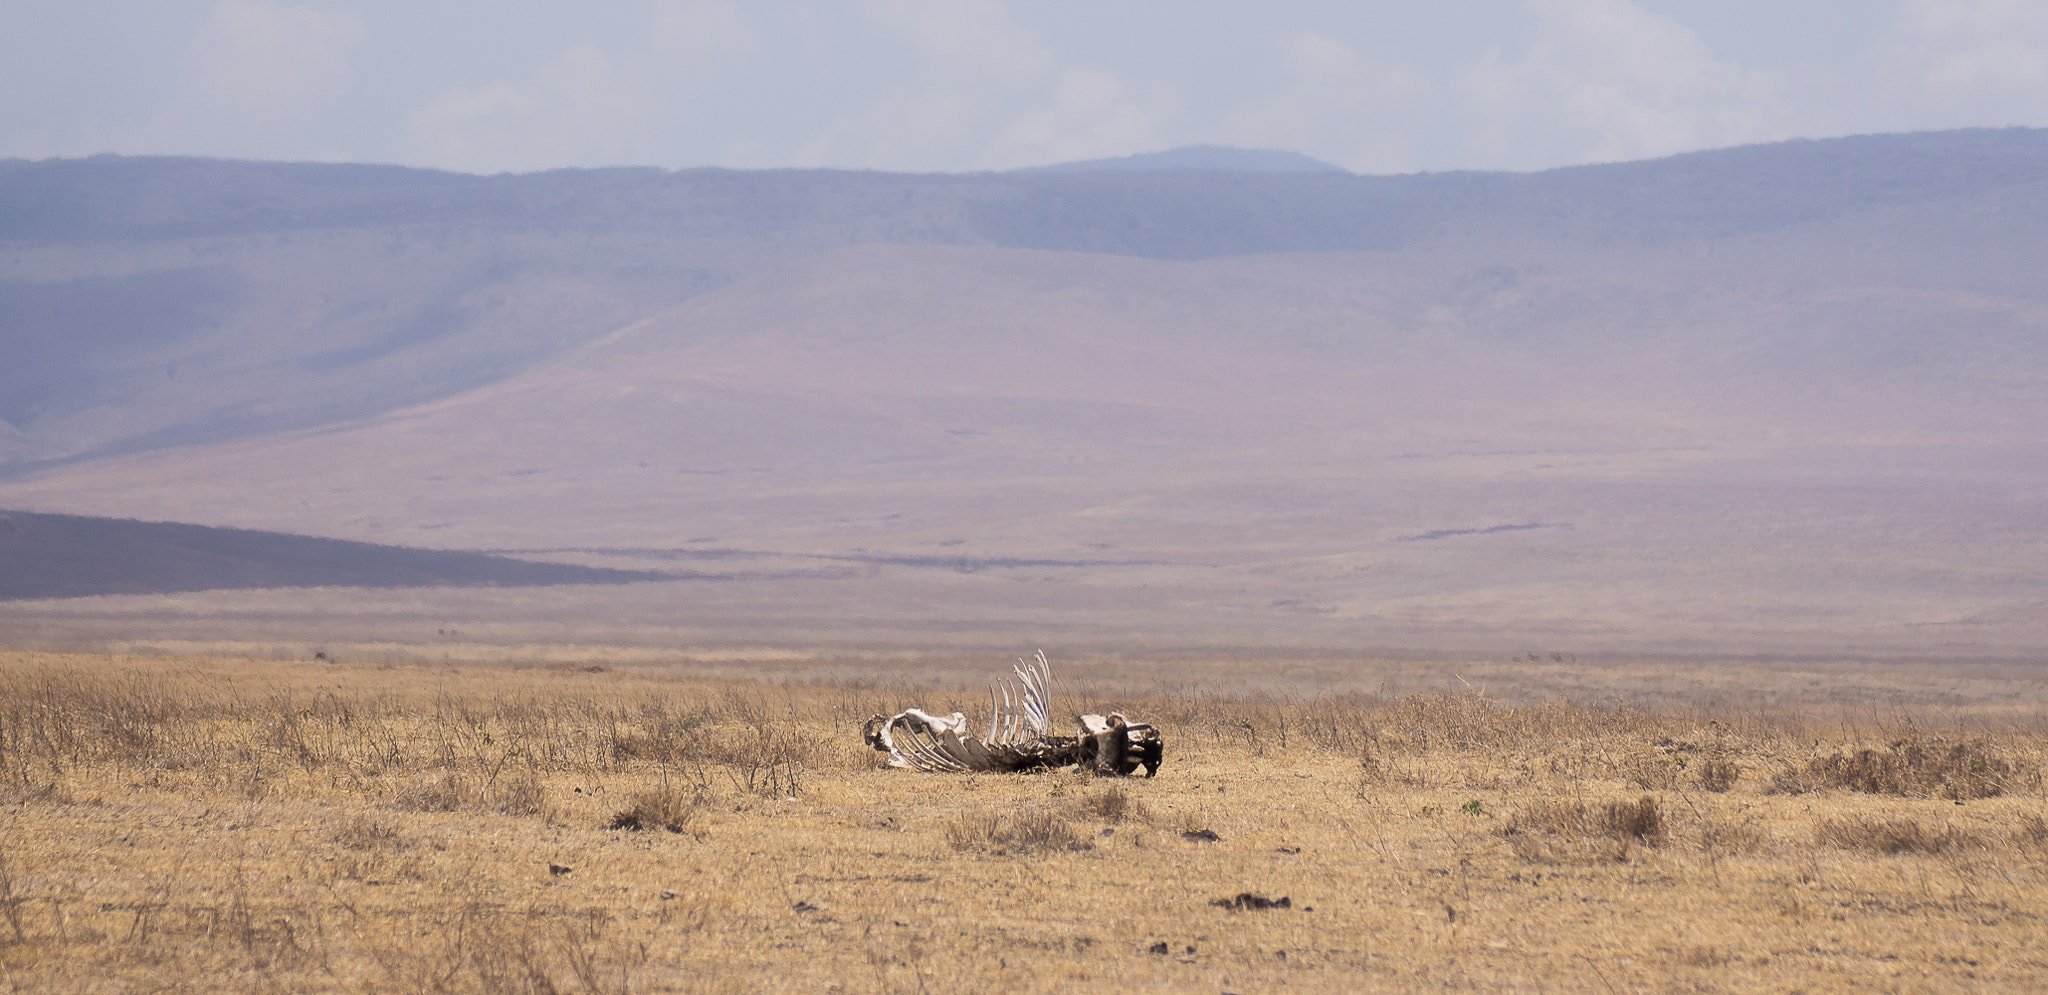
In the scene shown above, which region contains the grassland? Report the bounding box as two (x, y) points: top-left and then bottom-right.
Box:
(1, 650), (2045, 993)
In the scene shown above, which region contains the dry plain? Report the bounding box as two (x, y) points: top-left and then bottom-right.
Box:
(2, 649), (2045, 993)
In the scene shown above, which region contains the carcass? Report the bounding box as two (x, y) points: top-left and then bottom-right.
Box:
(861, 652), (1164, 777)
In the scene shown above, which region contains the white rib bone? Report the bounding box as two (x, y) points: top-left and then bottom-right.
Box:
(864, 651), (1157, 775)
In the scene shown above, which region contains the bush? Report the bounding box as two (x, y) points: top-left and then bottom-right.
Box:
(1778, 738), (2016, 800)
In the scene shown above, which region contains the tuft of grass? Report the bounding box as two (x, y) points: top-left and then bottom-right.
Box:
(394, 772), (479, 812)
(1076, 784), (1150, 824)
(1170, 807), (1220, 839)
(1509, 797), (1664, 841)
(333, 817), (408, 852)
(1501, 794), (1665, 863)
(944, 807), (1088, 855)
(1697, 755), (1742, 793)
(1625, 751), (1681, 790)
(1815, 815), (1985, 855)
(1604, 795), (1665, 844)
(2011, 814), (2048, 852)
(492, 771), (553, 819)
(608, 785), (700, 833)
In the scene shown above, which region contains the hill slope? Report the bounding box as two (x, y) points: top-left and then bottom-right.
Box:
(5, 129), (2048, 468)
(2, 237), (2043, 657)
(0, 509), (661, 600)
(2, 131), (2047, 657)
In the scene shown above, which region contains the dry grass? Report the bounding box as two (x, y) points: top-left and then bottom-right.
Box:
(608, 783), (703, 834)
(1814, 815), (1985, 855)
(1, 649), (2047, 992)
(1773, 736), (2022, 799)
(943, 806), (1090, 855)
(1076, 783), (1151, 824)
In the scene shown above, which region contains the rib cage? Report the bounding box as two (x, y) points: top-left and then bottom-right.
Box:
(861, 651), (1164, 777)
(987, 649), (1052, 746)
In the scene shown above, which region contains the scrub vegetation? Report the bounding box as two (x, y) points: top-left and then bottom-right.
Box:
(1, 649), (2045, 992)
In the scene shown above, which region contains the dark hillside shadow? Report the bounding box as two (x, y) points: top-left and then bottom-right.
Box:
(0, 509), (665, 600)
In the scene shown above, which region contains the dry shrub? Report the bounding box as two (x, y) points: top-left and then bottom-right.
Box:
(1815, 816), (1984, 855)
(1504, 796), (1664, 843)
(1356, 750), (1431, 788)
(944, 807), (1088, 855)
(613, 712), (816, 798)
(1171, 808), (1221, 838)
(1776, 738), (2017, 800)
(608, 785), (701, 833)
(1076, 784), (1150, 824)
(1503, 799), (1591, 839)
(2012, 814), (2048, 852)
(0, 669), (191, 769)
(392, 770), (550, 820)
(609, 710), (704, 763)
(366, 901), (561, 995)
(1697, 755), (1742, 793)
(0, 853), (26, 946)
(711, 726), (816, 797)
(1694, 816), (1772, 856)
(493, 772), (552, 819)
(368, 900), (649, 995)
(1605, 796), (1666, 843)
(1356, 751), (1385, 785)
(556, 908), (646, 995)
(1298, 687), (1665, 757)
(396, 772), (480, 812)
(1625, 752), (1681, 790)
(1501, 795), (1665, 862)
(465, 926), (559, 995)
(334, 816), (408, 852)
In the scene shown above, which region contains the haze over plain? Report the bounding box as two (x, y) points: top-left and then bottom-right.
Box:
(4, 3), (2048, 661)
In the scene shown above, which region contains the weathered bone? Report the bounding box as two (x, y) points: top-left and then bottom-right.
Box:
(863, 652), (1163, 777)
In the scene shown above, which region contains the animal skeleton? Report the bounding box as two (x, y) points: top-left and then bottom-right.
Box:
(862, 651), (1163, 776)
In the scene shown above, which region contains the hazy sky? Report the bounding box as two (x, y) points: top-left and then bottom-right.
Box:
(6, 0), (2047, 175)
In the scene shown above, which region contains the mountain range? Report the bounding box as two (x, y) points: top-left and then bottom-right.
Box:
(2, 134), (2045, 660)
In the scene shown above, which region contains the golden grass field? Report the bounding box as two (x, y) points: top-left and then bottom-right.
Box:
(2, 649), (2045, 993)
